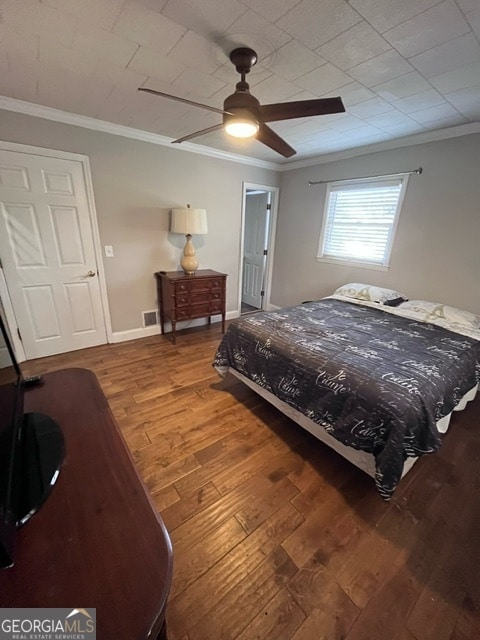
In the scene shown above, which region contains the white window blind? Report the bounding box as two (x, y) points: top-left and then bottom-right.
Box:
(318, 177), (407, 268)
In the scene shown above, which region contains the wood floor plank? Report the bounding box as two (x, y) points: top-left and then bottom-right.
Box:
(174, 421), (275, 496)
(122, 427), (151, 452)
(171, 516), (247, 598)
(169, 472), (276, 550)
(193, 548), (299, 640)
(137, 453), (201, 494)
(147, 417), (246, 468)
(407, 584), (462, 640)
(282, 473), (365, 570)
(290, 579), (359, 640)
(287, 557), (358, 619)
(333, 513), (415, 609)
(161, 481), (222, 532)
(167, 502), (304, 638)
(211, 425), (308, 495)
(346, 566), (421, 640)
(202, 440), (279, 492)
(151, 483), (181, 512)
(396, 630), (420, 640)
(236, 586), (306, 640)
(234, 476), (299, 534)
(450, 611), (480, 640)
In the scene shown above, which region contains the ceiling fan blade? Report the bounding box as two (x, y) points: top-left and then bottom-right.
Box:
(259, 96), (345, 123)
(138, 87), (231, 116)
(256, 124), (296, 158)
(172, 123), (224, 144)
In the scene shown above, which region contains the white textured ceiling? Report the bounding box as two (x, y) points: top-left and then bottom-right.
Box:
(1, 0), (479, 164)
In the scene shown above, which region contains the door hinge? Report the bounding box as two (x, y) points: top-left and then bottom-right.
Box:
(266, 203), (272, 210)
(17, 328), (23, 342)
(260, 290), (265, 297)
(0, 257), (3, 269)
(263, 249), (268, 256)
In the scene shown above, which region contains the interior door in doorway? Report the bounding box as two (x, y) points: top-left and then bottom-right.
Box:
(242, 191), (270, 310)
(0, 149), (107, 359)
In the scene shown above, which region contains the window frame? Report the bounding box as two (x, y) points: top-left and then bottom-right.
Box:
(316, 174), (410, 270)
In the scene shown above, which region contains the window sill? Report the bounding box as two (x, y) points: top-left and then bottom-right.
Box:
(315, 256), (389, 271)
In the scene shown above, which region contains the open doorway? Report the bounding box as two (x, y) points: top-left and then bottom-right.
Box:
(239, 183), (278, 315)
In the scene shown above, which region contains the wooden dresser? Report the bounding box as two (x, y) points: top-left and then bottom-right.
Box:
(0, 368), (173, 640)
(155, 269), (227, 344)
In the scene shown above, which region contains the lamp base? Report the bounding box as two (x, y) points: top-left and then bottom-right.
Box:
(181, 234), (199, 275)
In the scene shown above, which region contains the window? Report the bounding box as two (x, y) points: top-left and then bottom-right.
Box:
(317, 175), (408, 269)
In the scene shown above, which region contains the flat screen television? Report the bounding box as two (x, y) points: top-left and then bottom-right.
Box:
(0, 306), (64, 569)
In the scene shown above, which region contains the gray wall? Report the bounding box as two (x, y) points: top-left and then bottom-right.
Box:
(273, 134), (480, 314)
(0, 110), (279, 333)
(1, 107), (478, 339)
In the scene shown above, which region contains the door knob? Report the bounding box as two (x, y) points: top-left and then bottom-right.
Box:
(81, 270), (96, 279)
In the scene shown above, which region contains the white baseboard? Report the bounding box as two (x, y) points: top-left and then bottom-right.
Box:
(110, 311), (239, 344)
(110, 324), (163, 343)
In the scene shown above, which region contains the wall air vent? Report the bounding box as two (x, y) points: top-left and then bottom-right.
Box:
(142, 310), (158, 327)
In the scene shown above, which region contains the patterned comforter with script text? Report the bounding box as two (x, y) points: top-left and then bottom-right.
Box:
(213, 299), (480, 498)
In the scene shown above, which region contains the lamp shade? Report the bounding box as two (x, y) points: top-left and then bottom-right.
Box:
(170, 208), (208, 235)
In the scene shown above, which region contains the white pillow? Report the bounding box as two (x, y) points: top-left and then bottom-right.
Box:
(333, 282), (407, 304)
(397, 300), (480, 330)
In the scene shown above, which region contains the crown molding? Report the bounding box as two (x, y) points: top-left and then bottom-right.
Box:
(1, 96), (478, 173)
(0, 96), (278, 171)
(279, 121), (480, 171)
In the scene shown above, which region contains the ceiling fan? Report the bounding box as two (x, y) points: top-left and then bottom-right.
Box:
(138, 47), (345, 158)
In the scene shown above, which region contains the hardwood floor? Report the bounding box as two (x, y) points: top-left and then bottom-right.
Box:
(22, 323), (480, 640)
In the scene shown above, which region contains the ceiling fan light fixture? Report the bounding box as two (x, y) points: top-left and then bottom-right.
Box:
(224, 117), (259, 138)
(139, 47), (345, 157)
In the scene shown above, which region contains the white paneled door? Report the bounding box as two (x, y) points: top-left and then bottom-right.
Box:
(242, 191), (270, 309)
(0, 149), (107, 359)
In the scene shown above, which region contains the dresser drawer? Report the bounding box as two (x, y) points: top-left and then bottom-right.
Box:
(175, 308), (193, 320)
(189, 291), (224, 305)
(173, 277), (224, 294)
(175, 282), (190, 294)
(206, 278), (223, 292)
(175, 302), (212, 320)
(209, 300), (223, 314)
(176, 294), (190, 307)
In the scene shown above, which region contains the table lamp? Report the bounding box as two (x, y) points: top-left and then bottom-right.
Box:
(170, 205), (208, 275)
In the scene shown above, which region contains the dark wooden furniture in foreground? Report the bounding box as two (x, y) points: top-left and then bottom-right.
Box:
(155, 269), (227, 343)
(0, 368), (173, 640)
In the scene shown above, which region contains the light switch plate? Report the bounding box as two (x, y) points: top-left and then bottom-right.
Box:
(104, 245), (114, 257)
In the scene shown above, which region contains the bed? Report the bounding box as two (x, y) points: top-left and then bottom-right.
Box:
(213, 284), (480, 499)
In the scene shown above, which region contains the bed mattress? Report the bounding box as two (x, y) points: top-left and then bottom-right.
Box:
(214, 298), (480, 498)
